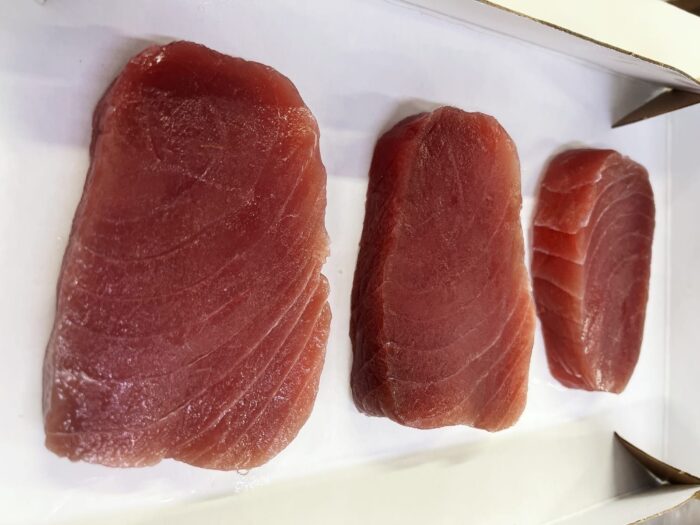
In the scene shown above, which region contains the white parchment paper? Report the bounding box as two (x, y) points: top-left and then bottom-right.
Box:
(0, 0), (669, 522)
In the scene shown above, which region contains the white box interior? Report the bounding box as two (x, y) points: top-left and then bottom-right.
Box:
(668, 102), (700, 476)
(402, 0), (700, 93)
(0, 0), (694, 523)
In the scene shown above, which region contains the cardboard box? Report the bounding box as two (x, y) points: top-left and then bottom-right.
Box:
(0, 0), (698, 523)
(404, 0), (700, 124)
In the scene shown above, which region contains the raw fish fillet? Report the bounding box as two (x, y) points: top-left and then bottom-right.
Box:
(532, 149), (654, 393)
(350, 107), (535, 431)
(43, 41), (330, 469)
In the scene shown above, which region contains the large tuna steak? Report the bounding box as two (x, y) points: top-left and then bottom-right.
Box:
(43, 41), (330, 470)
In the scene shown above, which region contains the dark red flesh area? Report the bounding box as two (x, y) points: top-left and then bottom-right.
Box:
(43, 41), (330, 469)
(532, 149), (654, 393)
(351, 107), (535, 431)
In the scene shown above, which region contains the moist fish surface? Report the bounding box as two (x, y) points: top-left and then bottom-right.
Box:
(350, 107), (535, 431)
(532, 149), (654, 393)
(43, 41), (330, 470)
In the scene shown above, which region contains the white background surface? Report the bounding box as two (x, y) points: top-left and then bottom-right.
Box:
(0, 0), (676, 523)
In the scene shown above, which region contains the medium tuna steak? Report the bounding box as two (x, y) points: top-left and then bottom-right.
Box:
(43, 41), (330, 469)
(350, 107), (535, 431)
(532, 149), (654, 393)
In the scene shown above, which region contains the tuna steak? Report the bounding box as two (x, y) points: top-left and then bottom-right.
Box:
(350, 107), (535, 431)
(532, 149), (654, 393)
(43, 41), (330, 469)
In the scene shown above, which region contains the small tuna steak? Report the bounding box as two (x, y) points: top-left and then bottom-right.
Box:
(350, 107), (535, 431)
(43, 41), (330, 470)
(532, 149), (654, 393)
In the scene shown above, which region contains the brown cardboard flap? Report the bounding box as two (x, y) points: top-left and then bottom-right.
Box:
(615, 433), (700, 485)
(670, 0), (700, 16)
(613, 89), (700, 128)
(633, 490), (700, 524)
